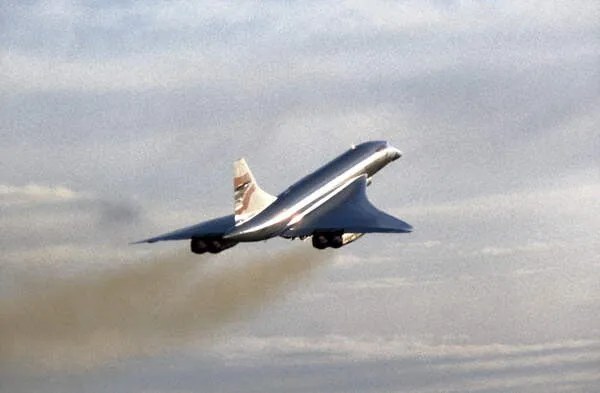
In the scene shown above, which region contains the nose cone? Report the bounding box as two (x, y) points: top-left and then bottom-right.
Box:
(386, 144), (402, 161)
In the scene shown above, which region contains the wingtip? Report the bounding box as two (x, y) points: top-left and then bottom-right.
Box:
(129, 239), (155, 245)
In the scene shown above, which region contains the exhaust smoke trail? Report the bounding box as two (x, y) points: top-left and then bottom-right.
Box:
(0, 247), (328, 369)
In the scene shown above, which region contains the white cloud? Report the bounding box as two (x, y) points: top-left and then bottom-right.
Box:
(477, 242), (553, 257)
(211, 334), (600, 365)
(0, 48), (345, 92)
(333, 276), (444, 290)
(0, 184), (81, 206)
(342, 0), (600, 33)
(399, 183), (600, 220)
(0, 51), (215, 92)
(3, 1), (597, 93)
(1, 1), (598, 391)
(201, 334), (600, 391)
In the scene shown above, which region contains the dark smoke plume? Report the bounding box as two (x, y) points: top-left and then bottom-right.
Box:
(0, 247), (328, 369)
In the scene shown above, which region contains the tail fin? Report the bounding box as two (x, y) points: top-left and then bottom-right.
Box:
(234, 158), (276, 224)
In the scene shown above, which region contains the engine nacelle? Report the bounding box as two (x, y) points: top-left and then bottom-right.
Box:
(311, 232), (364, 249)
(191, 237), (238, 254)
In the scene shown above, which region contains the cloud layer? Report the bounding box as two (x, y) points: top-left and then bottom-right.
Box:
(1, 0), (598, 392)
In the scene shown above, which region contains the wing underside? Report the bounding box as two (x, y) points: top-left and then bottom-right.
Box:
(282, 175), (412, 237)
(131, 214), (235, 244)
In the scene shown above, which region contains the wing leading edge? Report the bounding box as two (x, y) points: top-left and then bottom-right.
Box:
(282, 175), (412, 237)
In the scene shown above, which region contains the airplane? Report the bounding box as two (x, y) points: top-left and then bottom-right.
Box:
(133, 140), (413, 253)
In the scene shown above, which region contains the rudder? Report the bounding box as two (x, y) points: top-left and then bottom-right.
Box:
(234, 158), (276, 223)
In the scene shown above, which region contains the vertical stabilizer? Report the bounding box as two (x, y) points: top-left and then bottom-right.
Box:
(234, 158), (276, 224)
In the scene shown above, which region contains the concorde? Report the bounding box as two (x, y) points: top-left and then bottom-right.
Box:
(133, 141), (412, 253)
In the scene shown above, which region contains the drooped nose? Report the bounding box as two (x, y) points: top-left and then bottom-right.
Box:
(386, 144), (402, 161)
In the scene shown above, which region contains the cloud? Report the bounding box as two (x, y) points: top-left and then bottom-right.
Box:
(477, 242), (552, 257)
(0, 1), (599, 391)
(213, 334), (600, 363)
(341, 0), (600, 33)
(399, 183), (600, 220)
(0, 184), (81, 206)
(0, 183), (142, 265)
(2, 0), (597, 93)
(332, 276), (445, 290)
(23, 334), (595, 393)
(194, 334), (600, 392)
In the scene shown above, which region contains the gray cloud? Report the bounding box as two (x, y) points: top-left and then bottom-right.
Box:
(4, 337), (599, 393)
(1, 0), (599, 392)
(0, 184), (142, 258)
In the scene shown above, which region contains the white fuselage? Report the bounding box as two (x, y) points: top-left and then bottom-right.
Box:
(225, 141), (402, 241)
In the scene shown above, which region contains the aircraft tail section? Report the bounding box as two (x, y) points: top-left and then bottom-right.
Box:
(234, 158), (276, 223)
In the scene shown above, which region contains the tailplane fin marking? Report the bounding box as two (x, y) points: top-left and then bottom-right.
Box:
(234, 158), (276, 223)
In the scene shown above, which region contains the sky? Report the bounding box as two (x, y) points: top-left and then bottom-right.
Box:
(1, 0), (599, 392)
